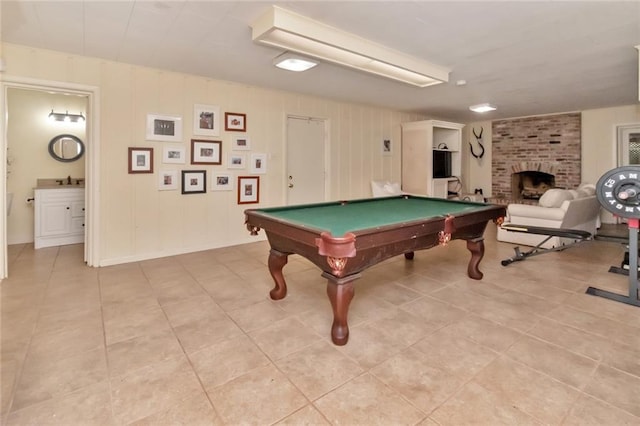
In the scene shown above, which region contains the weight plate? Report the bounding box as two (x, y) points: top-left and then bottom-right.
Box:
(596, 166), (640, 218)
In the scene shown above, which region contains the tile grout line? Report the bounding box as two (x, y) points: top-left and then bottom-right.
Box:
(2, 246), (59, 421)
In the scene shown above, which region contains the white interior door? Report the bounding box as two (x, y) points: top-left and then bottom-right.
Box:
(286, 116), (327, 205)
(615, 124), (640, 224)
(618, 124), (640, 166)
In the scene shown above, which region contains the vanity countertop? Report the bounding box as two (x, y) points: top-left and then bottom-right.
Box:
(35, 178), (85, 189)
(35, 185), (85, 189)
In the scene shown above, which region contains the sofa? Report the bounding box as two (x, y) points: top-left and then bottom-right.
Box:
(496, 184), (601, 249)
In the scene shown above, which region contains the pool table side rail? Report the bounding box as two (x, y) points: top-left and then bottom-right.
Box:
(245, 202), (505, 242)
(244, 203), (505, 278)
(245, 195), (506, 238)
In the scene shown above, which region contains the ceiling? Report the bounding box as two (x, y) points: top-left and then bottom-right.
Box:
(1, 1), (639, 122)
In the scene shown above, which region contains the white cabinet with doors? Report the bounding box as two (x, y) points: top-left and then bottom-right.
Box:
(401, 120), (464, 198)
(34, 187), (85, 249)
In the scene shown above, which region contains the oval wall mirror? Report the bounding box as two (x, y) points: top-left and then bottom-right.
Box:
(48, 134), (85, 162)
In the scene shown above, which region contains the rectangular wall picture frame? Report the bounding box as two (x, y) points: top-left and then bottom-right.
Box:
(382, 139), (392, 156)
(146, 113), (183, 142)
(212, 173), (234, 191)
(225, 112), (246, 132)
(191, 139), (222, 165)
(162, 146), (186, 164)
(250, 153), (267, 174)
(227, 153), (246, 169)
(232, 135), (251, 151)
(182, 170), (207, 194)
(158, 170), (178, 190)
(237, 176), (259, 204)
(128, 147), (154, 174)
(193, 104), (221, 137)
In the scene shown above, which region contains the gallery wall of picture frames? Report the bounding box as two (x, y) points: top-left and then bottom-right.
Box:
(130, 106), (261, 204)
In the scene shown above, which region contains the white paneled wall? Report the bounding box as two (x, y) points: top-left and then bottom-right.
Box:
(3, 43), (424, 266)
(462, 120), (492, 197)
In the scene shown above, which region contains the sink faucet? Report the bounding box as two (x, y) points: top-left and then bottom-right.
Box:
(67, 175), (71, 185)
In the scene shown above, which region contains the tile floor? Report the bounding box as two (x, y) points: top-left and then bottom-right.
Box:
(2, 223), (639, 425)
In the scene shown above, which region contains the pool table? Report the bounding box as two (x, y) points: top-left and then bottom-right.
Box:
(244, 195), (505, 345)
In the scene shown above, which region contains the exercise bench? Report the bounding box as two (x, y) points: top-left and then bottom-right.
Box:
(500, 224), (592, 266)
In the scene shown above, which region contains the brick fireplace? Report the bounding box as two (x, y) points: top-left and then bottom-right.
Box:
(491, 113), (581, 200)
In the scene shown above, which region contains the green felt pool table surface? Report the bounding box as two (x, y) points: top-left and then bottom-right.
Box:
(251, 196), (492, 237)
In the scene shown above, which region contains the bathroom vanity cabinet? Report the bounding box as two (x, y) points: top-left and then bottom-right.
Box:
(34, 187), (85, 249)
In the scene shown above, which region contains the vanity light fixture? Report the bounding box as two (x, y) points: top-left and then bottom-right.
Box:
(469, 103), (497, 113)
(252, 6), (449, 87)
(48, 110), (85, 123)
(273, 52), (318, 72)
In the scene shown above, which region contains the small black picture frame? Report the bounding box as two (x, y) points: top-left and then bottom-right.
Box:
(181, 170), (206, 194)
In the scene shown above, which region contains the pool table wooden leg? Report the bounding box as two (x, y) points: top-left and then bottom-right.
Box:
(268, 249), (289, 300)
(466, 238), (485, 280)
(326, 278), (356, 346)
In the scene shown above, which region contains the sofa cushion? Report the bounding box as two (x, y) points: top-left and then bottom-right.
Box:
(578, 183), (596, 196)
(508, 203), (566, 221)
(539, 189), (573, 208)
(575, 189), (591, 198)
(567, 189), (580, 199)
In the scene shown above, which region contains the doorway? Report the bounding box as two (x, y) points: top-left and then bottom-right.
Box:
(6, 88), (88, 247)
(611, 123), (640, 227)
(617, 124), (640, 166)
(1, 77), (100, 279)
(286, 115), (328, 205)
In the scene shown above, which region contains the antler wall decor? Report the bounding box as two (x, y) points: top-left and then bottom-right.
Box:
(469, 126), (485, 159)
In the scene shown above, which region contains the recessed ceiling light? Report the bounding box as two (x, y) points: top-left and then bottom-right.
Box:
(469, 103), (497, 113)
(273, 52), (318, 72)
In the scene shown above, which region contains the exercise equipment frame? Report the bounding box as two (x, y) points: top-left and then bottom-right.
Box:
(586, 166), (640, 307)
(500, 224), (592, 266)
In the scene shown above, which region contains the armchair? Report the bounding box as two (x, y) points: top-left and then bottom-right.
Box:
(497, 184), (601, 249)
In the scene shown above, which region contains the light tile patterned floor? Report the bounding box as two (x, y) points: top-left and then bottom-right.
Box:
(2, 223), (639, 425)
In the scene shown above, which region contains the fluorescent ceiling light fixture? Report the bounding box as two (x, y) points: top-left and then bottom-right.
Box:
(469, 103), (497, 113)
(251, 6), (449, 87)
(273, 52), (318, 72)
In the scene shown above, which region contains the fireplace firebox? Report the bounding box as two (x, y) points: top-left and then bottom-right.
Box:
(511, 171), (555, 200)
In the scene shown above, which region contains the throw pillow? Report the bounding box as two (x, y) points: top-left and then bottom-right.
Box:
(575, 189), (590, 198)
(371, 181), (402, 197)
(578, 183), (596, 196)
(538, 188), (573, 208)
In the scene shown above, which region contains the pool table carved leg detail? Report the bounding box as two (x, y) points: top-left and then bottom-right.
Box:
(326, 256), (349, 275)
(267, 249), (289, 300)
(466, 237), (485, 280)
(324, 274), (359, 346)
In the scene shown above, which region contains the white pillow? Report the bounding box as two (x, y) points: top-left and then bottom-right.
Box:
(538, 189), (573, 208)
(575, 189), (590, 198)
(578, 183), (596, 196)
(371, 181), (402, 197)
(567, 189), (580, 199)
